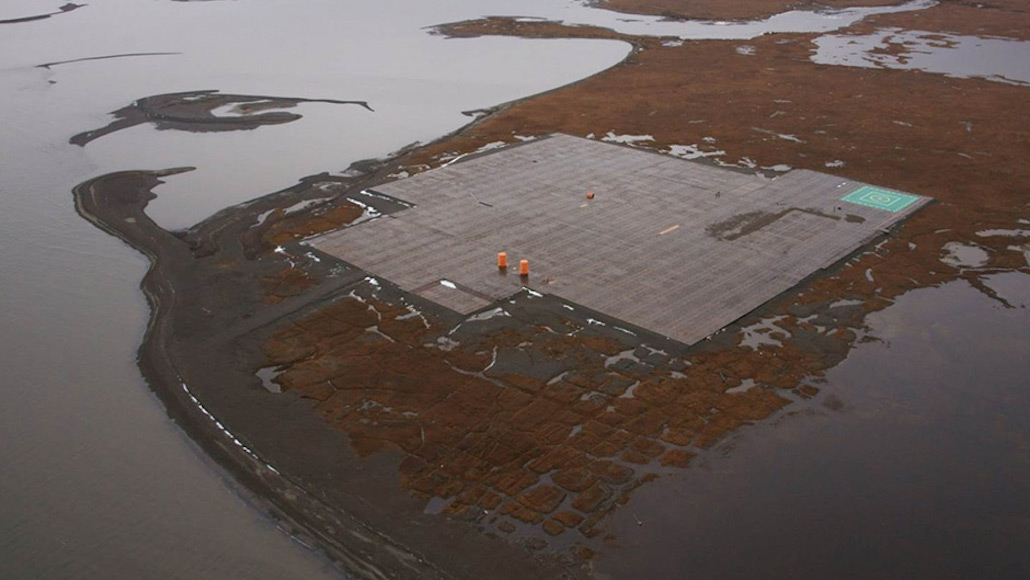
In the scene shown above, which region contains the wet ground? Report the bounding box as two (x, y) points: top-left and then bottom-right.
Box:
(3, 0), (1028, 578)
(600, 273), (1030, 579)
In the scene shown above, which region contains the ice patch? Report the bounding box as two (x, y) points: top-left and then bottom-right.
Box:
(208, 100), (282, 118)
(543, 0), (937, 41)
(396, 305), (430, 328)
(605, 348), (640, 369)
(619, 381), (641, 399)
(1006, 244), (1030, 267)
(473, 140), (508, 154)
(976, 229), (1030, 238)
(359, 188), (415, 208)
(666, 144), (725, 160)
(348, 196), (382, 225)
(725, 379), (757, 394)
(255, 366), (283, 394)
(739, 315), (789, 349)
(829, 298), (865, 308)
(941, 242), (989, 269)
(752, 127), (806, 143)
(466, 307), (510, 322)
(432, 336), (461, 352)
(602, 131), (654, 145)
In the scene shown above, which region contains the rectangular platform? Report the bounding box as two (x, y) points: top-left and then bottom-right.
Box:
(311, 134), (930, 345)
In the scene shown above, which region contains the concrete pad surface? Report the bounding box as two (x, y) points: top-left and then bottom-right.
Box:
(311, 134), (930, 344)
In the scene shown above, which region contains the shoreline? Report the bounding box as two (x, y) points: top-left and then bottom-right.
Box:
(71, 128), (601, 578)
(70, 1), (1028, 578)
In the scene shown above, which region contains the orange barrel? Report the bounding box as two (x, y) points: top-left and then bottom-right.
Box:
(498, 252), (508, 269)
(519, 259), (529, 276)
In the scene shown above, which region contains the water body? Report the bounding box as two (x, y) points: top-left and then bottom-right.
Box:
(600, 274), (1030, 579)
(536, 0), (937, 40)
(812, 27), (1030, 85)
(2, 0), (1023, 578)
(0, 1), (628, 577)
(1, 0), (629, 230)
(0, 77), (344, 578)
(0, 0), (938, 230)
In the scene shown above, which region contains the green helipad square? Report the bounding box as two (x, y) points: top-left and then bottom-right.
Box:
(841, 186), (920, 212)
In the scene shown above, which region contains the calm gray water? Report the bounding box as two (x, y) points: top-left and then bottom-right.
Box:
(0, 1), (628, 577)
(0, 74), (346, 578)
(2, 1), (1026, 578)
(601, 274), (1030, 579)
(812, 28), (1030, 85)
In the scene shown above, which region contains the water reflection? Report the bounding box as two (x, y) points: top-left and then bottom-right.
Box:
(812, 28), (1030, 85)
(599, 274), (1030, 579)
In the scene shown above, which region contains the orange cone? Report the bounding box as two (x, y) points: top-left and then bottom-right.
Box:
(519, 259), (529, 276)
(586, 191), (595, 200)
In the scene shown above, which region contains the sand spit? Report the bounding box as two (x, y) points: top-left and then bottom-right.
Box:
(70, 90), (373, 146)
(0, 2), (83, 25)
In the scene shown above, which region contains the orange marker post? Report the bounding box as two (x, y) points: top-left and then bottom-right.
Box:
(519, 259), (529, 277)
(497, 252), (508, 270)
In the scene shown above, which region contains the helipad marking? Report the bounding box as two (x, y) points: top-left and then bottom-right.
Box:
(841, 186), (920, 212)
